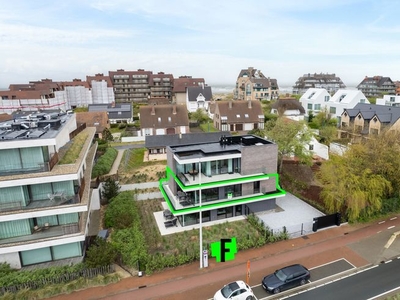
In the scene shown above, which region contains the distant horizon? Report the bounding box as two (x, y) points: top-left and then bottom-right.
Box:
(1, 1), (400, 91)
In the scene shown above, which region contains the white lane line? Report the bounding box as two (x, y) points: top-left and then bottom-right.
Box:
(388, 226), (395, 230)
(390, 217), (397, 220)
(379, 221), (385, 224)
(309, 258), (349, 270)
(366, 286), (400, 300)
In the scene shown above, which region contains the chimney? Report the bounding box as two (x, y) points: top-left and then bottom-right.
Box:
(229, 100), (232, 109)
(172, 105), (177, 115)
(151, 105), (155, 115)
(248, 100), (252, 109)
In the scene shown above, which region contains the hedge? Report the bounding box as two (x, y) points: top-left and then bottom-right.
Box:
(91, 147), (118, 178)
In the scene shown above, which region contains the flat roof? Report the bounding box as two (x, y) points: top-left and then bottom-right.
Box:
(170, 135), (274, 160)
(0, 111), (73, 142)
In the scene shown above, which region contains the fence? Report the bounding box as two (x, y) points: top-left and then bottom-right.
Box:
(0, 264), (115, 295)
(271, 221), (315, 239)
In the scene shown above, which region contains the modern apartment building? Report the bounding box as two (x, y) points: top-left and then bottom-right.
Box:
(292, 73), (346, 95)
(109, 69), (173, 103)
(0, 112), (97, 268)
(159, 135), (285, 226)
(234, 67), (279, 101)
(357, 76), (396, 98)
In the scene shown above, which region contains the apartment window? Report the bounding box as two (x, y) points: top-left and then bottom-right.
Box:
(309, 144), (314, 150)
(329, 107), (336, 114)
(314, 104), (321, 110)
(307, 103), (312, 110)
(254, 181), (260, 193)
(324, 96), (330, 102)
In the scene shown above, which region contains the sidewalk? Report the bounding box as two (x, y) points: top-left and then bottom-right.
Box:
(52, 218), (394, 300)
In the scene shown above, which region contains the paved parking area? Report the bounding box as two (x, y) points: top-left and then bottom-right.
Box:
(256, 193), (325, 237)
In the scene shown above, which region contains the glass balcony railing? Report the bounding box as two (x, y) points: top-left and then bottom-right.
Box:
(0, 223), (80, 246)
(0, 194), (80, 213)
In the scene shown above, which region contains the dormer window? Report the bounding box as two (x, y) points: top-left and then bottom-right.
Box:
(158, 117), (161, 122)
(244, 114), (249, 118)
(236, 114), (240, 118)
(168, 117), (171, 122)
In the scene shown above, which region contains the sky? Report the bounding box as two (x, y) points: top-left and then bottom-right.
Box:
(1, 0), (400, 89)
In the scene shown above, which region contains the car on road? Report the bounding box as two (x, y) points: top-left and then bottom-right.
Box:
(214, 280), (256, 300)
(262, 264), (310, 294)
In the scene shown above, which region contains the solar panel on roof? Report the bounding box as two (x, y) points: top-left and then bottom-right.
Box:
(5, 130), (28, 139)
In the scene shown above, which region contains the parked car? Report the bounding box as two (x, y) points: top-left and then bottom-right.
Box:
(262, 264), (310, 294)
(214, 280), (255, 300)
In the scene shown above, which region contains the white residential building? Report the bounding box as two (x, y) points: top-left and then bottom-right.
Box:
(328, 89), (369, 120)
(300, 88), (331, 116)
(300, 88), (369, 122)
(376, 95), (400, 107)
(0, 112), (97, 268)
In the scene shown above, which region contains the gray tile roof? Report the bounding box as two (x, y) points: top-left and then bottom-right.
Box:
(187, 86), (213, 102)
(88, 103), (132, 120)
(343, 103), (400, 125)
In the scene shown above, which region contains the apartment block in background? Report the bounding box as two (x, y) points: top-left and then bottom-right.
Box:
(109, 69), (173, 103)
(0, 79), (68, 114)
(234, 67), (279, 101)
(0, 111), (97, 268)
(159, 135), (285, 227)
(357, 76), (396, 98)
(292, 73), (346, 95)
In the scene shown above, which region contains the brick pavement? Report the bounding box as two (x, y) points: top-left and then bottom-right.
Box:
(50, 216), (400, 300)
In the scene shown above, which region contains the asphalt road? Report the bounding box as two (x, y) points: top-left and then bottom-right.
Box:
(288, 258), (400, 300)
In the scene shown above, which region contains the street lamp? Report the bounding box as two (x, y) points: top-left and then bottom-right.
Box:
(199, 159), (203, 269)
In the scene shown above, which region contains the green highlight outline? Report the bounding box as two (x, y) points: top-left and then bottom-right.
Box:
(159, 166), (286, 214)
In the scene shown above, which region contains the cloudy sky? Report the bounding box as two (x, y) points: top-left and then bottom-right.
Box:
(1, 0), (399, 89)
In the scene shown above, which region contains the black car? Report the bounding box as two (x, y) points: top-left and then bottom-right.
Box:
(262, 264), (310, 294)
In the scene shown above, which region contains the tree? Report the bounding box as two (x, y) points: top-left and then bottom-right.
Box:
(319, 153), (392, 222)
(102, 128), (114, 142)
(191, 108), (209, 124)
(85, 237), (118, 267)
(266, 118), (314, 173)
(101, 177), (121, 204)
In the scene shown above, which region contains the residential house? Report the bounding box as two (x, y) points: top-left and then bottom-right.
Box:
(139, 104), (189, 136)
(300, 88), (369, 122)
(0, 112), (97, 268)
(234, 67), (279, 101)
(395, 81), (400, 95)
(75, 111), (110, 139)
(88, 102), (133, 124)
(376, 95), (400, 107)
(159, 134), (285, 226)
(145, 132), (231, 160)
(292, 73), (346, 95)
(299, 88), (331, 117)
(213, 100), (264, 132)
(172, 76), (205, 105)
(270, 96), (305, 121)
(327, 89), (369, 122)
(340, 103), (400, 138)
(186, 86), (213, 113)
(357, 76), (395, 98)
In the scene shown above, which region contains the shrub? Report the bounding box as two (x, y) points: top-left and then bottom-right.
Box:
(92, 147), (118, 178)
(104, 191), (139, 229)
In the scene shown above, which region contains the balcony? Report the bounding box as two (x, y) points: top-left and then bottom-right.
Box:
(0, 223), (80, 246)
(0, 194), (81, 213)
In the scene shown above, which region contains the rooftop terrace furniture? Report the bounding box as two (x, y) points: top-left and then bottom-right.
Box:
(164, 217), (177, 228)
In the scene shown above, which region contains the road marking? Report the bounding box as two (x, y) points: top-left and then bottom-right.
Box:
(377, 231), (382, 234)
(388, 226), (395, 230)
(385, 230), (400, 248)
(385, 260), (393, 263)
(309, 258), (350, 270)
(366, 286), (400, 300)
(379, 221), (385, 224)
(390, 217), (397, 220)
